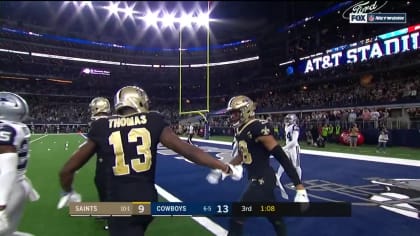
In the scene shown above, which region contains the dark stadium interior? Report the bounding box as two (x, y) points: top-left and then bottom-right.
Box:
(0, 1), (419, 129)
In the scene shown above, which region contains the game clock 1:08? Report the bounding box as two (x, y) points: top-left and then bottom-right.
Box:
(260, 204), (276, 214)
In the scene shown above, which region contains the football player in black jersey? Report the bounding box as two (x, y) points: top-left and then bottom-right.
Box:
(88, 97), (112, 203)
(58, 86), (238, 236)
(214, 95), (309, 236)
(89, 96), (112, 230)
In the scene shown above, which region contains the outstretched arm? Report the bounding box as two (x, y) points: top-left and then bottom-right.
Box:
(257, 135), (304, 189)
(160, 127), (230, 173)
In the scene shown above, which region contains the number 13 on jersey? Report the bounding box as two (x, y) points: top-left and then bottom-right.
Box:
(109, 128), (152, 175)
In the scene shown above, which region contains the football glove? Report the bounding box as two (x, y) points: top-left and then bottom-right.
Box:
(222, 164), (243, 181)
(206, 169), (222, 185)
(206, 164), (243, 184)
(57, 190), (82, 209)
(0, 210), (8, 234)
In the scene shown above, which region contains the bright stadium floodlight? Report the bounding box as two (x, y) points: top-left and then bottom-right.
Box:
(162, 12), (176, 28)
(144, 11), (159, 27)
(179, 13), (193, 28)
(105, 1), (120, 16)
(124, 5), (134, 18)
(195, 13), (209, 28)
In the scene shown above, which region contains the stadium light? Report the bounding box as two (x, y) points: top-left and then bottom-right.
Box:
(124, 5), (134, 18)
(195, 13), (209, 28)
(101, 2), (211, 29)
(161, 12), (176, 28)
(105, 1), (120, 16)
(143, 11), (159, 27)
(179, 13), (193, 28)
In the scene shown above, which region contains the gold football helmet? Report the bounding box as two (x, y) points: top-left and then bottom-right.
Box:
(114, 86), (150, 114)
(89, 97), (111, 120)
(226, 95), (255, 128)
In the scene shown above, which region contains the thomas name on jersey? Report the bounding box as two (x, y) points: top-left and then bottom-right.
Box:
(108, 115), (148, 129)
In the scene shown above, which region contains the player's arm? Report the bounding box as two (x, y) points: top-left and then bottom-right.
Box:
(229, 154), (243, 166)
(0, 145), (17, 210)
(59, 139), (96, 192)
(283, 130), (299, 150)
(257, 134), (304, 189)
(160, 127), (230, 173)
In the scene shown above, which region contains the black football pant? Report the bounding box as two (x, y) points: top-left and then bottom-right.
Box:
(228, 169), (286, 236)
(107, 181), (158, 236)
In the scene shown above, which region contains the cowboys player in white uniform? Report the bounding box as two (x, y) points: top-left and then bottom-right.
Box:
(276, 114), (302, 199)
(0, 92), (39, 236)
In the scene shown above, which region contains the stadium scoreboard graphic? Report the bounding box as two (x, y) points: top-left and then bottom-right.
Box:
(69, 202), (351, 217)
(349, 13), (407, 24)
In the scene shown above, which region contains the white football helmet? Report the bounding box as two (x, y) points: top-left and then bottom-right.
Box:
(114, 86), (150, 114)
(89, 97), (111, 120)
(226, 95), (255, 128)
(0, 92), (29, 122)
(284, 113), (298, 126)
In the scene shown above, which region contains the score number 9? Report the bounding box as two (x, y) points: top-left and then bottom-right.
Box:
(137, 205), (145, 214)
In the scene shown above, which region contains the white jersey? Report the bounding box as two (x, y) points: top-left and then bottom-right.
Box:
(0, 119), (31, 179)
(188, 125), (194, 134)
(284, 124), (300, 150)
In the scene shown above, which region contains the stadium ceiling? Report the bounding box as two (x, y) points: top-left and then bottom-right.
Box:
(0, 1), (351, 48)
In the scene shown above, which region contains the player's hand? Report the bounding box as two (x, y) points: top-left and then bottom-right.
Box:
(294, 189), (310, 212)
(222, 164), (243, 181)
(0, 210), (9, 234)
(206, 169), (222, 184)
(57, 190), (82, 209)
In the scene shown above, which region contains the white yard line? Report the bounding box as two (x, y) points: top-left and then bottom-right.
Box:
(30, 134), (48, 143)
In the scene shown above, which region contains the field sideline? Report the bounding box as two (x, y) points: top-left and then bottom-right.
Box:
(18, 133), (420, 235)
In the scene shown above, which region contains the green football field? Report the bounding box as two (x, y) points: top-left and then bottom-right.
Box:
(18, 133), (420, 235)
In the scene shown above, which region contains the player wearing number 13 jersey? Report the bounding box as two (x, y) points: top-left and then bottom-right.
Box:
(224, 95), (309, 236)
(59, 86), (235, 236)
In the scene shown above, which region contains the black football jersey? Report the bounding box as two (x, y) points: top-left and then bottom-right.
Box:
(88, 111), (169, 183)
(235, 119), (275, 179)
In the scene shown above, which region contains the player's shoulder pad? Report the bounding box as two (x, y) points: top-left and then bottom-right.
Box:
(90, 115), (110, 129)
(251, 119), (274, 137)
(292, 125), (300, 132)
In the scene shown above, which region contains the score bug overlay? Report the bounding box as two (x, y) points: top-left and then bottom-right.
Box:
(69, 202), (351, 217)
